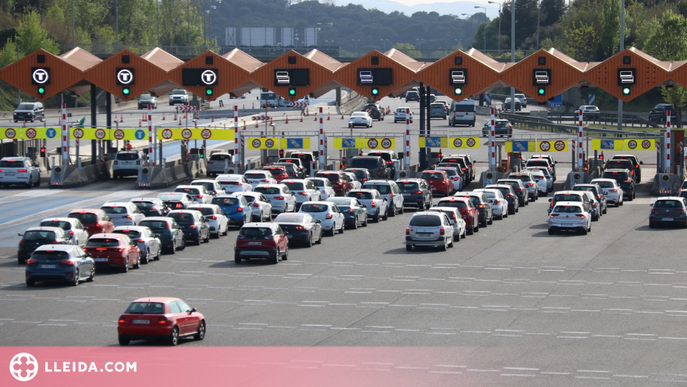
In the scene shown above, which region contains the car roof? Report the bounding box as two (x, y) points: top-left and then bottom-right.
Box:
(131, 297), (181, 303)
(216, 174), (243, 180)
(191, 179), (217, 184)
(90, 233), (127, 239)
(34, 244), (76, 252)
(553, 191), (583, 195)
(410, 211), (444, 217)
(114, 226), (149, 231)
(187, 204), (219, 208)
(241, 222), (278, 229)
(139, 217), (173, 222)
(40, 217), (78, 223)
(26, 226), (63, 232)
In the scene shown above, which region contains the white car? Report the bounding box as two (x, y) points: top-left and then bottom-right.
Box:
(299, 201), (345, 236)
(206, 153), (234, 177)
(361, 180), (404, 217)
(306, 177), (336, 200)
(349, 112), (373, 128)
(548, 201), (592, 235)
(174, 185), (213, 204)
(342, 172), (362, 190)
(39, 217), (89, 247)
(100, 202), (145, 227)
(0, 157), (41, 187)
(590, 178), (624, 207)
(428, 207), (466, 242)
(347, 189), (388, 222)
(190, 180), (226, 197)
(112, 151), (143, 179)
(216, 174), (252, 193)
(579, 105), (600, 119)
(473, 188), (507, 220)
(435, 166), (464, 192)
(243, 170), (277, 189)
(112, 226), (162, 264)
(186, 204), (229, 238)
(232, 192), (272, 222)
(405, 211), (454, 251)
(254, 183), (296, 214)
(394, 107), (413, 123)
(524, 168), (549, 196)
(282, 179), (321, 208)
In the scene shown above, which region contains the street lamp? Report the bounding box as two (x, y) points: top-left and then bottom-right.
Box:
(317, 22), (333, 47)
(510, 0), (515, 113)
(536, 0), (541, 50)
(352, 38), (361, 57)
(488, 0), (502, 54)
(474, 6), (487, 51)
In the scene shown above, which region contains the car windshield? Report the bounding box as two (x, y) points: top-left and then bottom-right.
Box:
(274, 213), (307, 223)
(573, 186), (595, 193)
(245, 173), (267, 179)
(116, 153), (138, 161)
(124, 302), (165, 314)
(397, 182), (419, 192)
(255, 187), (281, 195)
(421, 172), (444, 180)
(527, 160), (548, 167)
(365, 184), (390, 194)
(113, 230), (141, 239)
(654, 200), (683, 209)
(86, 238), (121, 247)
(39, 221), (71, 230)
(350, 159), (379, 169)
(169, 213), (195, 224)
(239, 227), (273, 238)
(101, 206), (128, 214)
(171, 90), (186, 95)
(23, 230), (56, 241)
(301, 203), (329, 212)
(189, 207), (214, 216)
(349, 191), (373, 199)
(16, 103), (35, 110)
(553, 194), (582, 202)
(68, 213), (97, 224)
(212, 197), (239, 206)
(210, 154), (231, 161)
(553, 205), (582, 213)
(283, 182), (304, 191)
(31, 251), (69, 261)
(139, 221), (169, 230)
(409, 215), (441, 227)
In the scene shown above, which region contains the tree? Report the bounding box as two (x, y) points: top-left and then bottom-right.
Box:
(561, 21), (598, 61)
(15, 11), (60, 55)
(600, 0), (621, 58)
(393, 43), (421, 59)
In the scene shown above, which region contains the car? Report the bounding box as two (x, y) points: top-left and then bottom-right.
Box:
(156, 192), (197, 210)
(39, 217), (89, 247)
(572, 183), (608, 216)
(174, 185), (213, 204)
(419, 170), (453, 197)
(348, 156), (391, 180)
(579, 105), (600, 119)
(367, 151), (400, 179)
(273, 213), (323, 247)
(648, 103), (681, 125)
(548, 191), (592, 214)
(405, 90), (420, 102)
(215, 174), (252, 193)
(263, 165), (290, 182)
(234, 223), (289, 264)
(453, 191), (494, 227)
(436, 197), (479, 235)
(448, 99), (476, 127)
(362, 103), (385, 121)
(524, 167), (553, 195)
(13, 101), (44, 123)
(83, 233), (141, 273)
(396, 178), (433, 210)
(508, 172), (539, 201)
(361, 180), (404, 217)
(605, 159), (639, 182)
(610, 154), (643, 183)
(347, 189), (389, 222)
(112, 226), (162, 264)
(25, 244), (94, 287)
(515, 93), (528, 108)
(525, 158), (556, 181)
(580, 191), (602, 221)
(327, 196), (368, 229)
(590, 178), (624, 207)
(306, 177), (337, 200)
(282, 179), (321, 209)
(17, 227), (72, 264)
(287, 152), (317, 176)
(299, 201), (346, 236)
(649, 197), (687, 228)
(394, 107), (413, 123)
(436, 162), (467, 184)
(427, 207), (466, 242)
(206, 153), (234, 177)
(278, 158), (306, 178)
(254, 183), (297, 213)
(435, 166), (464, 192)
(129, 197), (170, 217)
(210, 195), (252, 227)
(68, 209), (115, 236)
(138, 217), (186, 254)
(167, 210), (211, 245)
(503, 97), (522, 111)
(342, 172), (362, 190)
(349, 111), (374, 128)
(548, 202), (592, 235)
(602, 168), (635, 201)
(440, 154), (474, 183)
(190, 179), (226, 197)
(112, 151), (143, 179)
(429, 102), (448, 119)
(230, 192), (272, 222)
(315, 170), (354, 197)
(137, 94), (158, 109)
(271, 163), (301, 181)
(117, 297), (206, 346)
(473, 188), (507, 220)
(482, 119), (513, 137)
(100, 202), (145, 227)
(0, 157), (41, 187)
(405, 211), (454, 251)
(496, 179), (528, 206)
(187, 204), (230, 238)
(243, 170), (277, 189)
(485, 184), (519, 215)
(169, 89), (189, 105)
(344, 168), (372, 184)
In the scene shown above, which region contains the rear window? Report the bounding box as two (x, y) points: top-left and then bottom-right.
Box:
(175, 188), (200, 195)
(420, 172), (444, 180)
(328, 198), (352, 206)
(553, 205), (582, 213)
(654, 200), (683, 209)
(300, 203), (329, 212)
(102, 206), (128, 214)
(264, 168), (286, 175)
(409, 215), (442, 227)
(254, 187), (280, 195)
(245, 173), (267, 179)
(364, 184), (390, 194)
(527, 160), (548, 167)
(349, 191), (373, 199)
(438, 200), (467, 209)
(453, 104), (474, 112)
(87, 238), (121, 247)
(212, 197), (239, 206)
(189, 207), (214, 216)
(553, 194), (582, 202)
(132, 201), (155, 209)
(595, 181), (614, 188)
(113, 230), (141, 239)
(23, 230), (56, 241)
(368, 153), (392, 162)
(511, 174), (532, 182)
(192, 182), (215, 191)
(124, 302), (165, 314)
(603, 171), (629, 180)
(139, 221), (169, 230)
(274, 213), (307, 223)
(31, 251), (69, 261)
(283, 182), (304, 191)
(309, 179), (324, 187)
(0, 160), (24, 167)
(210, 154), (231, 161)
(169, 213), (196, 224)
(439, 169), (457, 177)
(349, 158), (381, 169)
(39, 221), (71, 230)
(239, 227), (273, 238)
(317, 173), (341, 183)
(158, 193), (185, 201)
(68, 213), (97, 224)
(116, 153), (139, 161)
(397, 182), (419, 192)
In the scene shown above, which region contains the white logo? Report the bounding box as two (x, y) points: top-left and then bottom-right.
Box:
(9, 352), (38, 382)
(201, 70), (217, 85)
(117, 69), (133, 85)
(32, 69), (49, 84)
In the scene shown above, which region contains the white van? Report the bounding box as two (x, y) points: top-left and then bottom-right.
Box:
(449, 99), (476, 127)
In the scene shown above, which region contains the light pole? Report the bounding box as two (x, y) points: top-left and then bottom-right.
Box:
(71, 0), (75, 48)
(618, 0), (625, 130)
(352, 38), (361, 57)
(510, 0), (515, 113)
(115, 0), (119, 50)
(156, 0), (160, 46)
(474, 6), (487, 51)
(488, 1), (502, 54)
(536, 0), (541, 50)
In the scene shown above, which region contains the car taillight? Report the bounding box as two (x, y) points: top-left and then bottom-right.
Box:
(610, 189), (618, 192)
(362, 178), (367, 182)
(413, 191), (423, 194)
(494, 200), (500, 204)
(597, 195), (601, 200)
(26, 259), (37, 265)
(439, 227), (445, 236)
(253, 203), (260, 208)
(651, 208), (660, 213)
(592, 202), (596, 207)
(96, 247), (107, 251)
(17, 169), (27, 172)
(526, 183), (534, 187)
(516, 188), (523, 192)
(453, 177), (459, 181)
(113, 160), (118, 165)
(138, 239), (145, 243)
(237, 207), (244, 213)
(322, 190), (326, 193)
(349, 209), (355, 213)
(386, 161), (392, 165)
(275, 196), (284, 200)
(95, 223), (101, 228)
(678, 209), (686, 213)
(157, 317), (169, 325)
(124, 215), (132, 219)
(326, 213), (333, 219)
(118, 248), (125, 252)
(19, 240), (25, 246)
(507, 193), (515, 198)
(389, 193), (393, 198)
(406, 227), (410, 235)
(236, 182), (243, 185)
(550, 202), (554, 207)
(176, 203), (183, 208)
(118, 316), (126, 324)
(67, 230), (74, 236)
(210, 215), (217, 219)
(462, 168), (466, 171)
(478, 204), (485, 209)
(625, 179), (632, 182)
(295, 226), (305, 230)
(59, 260), (74, 266)
(575, 214), (586, 218)
(371, 201), (376, 208)
(263, 179), (270, 182)
(151, 207), (158, 211)
(197, 195), (203, 199)
(550, 214), (559, 218)
(299, 192), (309, 196)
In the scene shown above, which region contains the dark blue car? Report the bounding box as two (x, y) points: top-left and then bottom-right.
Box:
(211, 195), (252, 226)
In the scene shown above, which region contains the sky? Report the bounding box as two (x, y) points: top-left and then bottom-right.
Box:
(339, 0), (499, 19)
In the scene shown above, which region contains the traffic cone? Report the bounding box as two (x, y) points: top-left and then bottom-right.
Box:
(162, 113), (166, 121)
(173, 113), (177, 121)
(243, 120), (246, 129)
(285, 115), (289, 124)
(314, 116), (317, 121)
(300, 116), (303, 122)
(178, 117), (182, 125)
(120, 115), (124, 123)
(327, 114), (331, 121)
(341, 114), (344, 120)
(270, 118), (273, 126)
(255, 120), (259, 128)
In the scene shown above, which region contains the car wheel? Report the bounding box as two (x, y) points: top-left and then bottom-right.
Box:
(467, 224), (474, 235)
(271, 249), (280, 264)
(448, 238), (454, 248)
(316, 230), (323, 244)
(548, 228), (555, 235)
(194, 320), (206, 340)
(339, 222), (345, 234)
(203, 231), (210, 243)
(383, 210), (389, 221)
(133, 256), (140, 269)
(488, 215), (493, 225)
(389, 206), (396, 217)
(168, 326), (179, 346)
(307, 233), (313, 247)
(362, 216), (368, 227)
(282, 247), (288, 260)
(351, 219), (358, 230)
(34, 177), (40, 187)
(440, 241), (447, 251)
(168, 240), (176, 255)
(234, 255), (241, 264)
(194, 236), (201, 246)
(143, 250), (150, 264)
(400, 205), (405, 214)
(406, 244), (412, 251)
(581, 227), (588, 235)
(627, 193), (633, 201)
(118, 337), (130, 346)
(71, 269), (79, 286)
(87, 266), (95, 281)
(373, 212), (380, 222)
(121, 262), (129, 273)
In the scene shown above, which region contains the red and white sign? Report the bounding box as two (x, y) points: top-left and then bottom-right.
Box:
(201, 129), (212, 139)
(25, 128), (37, 139)
(177, 105), (197, 112)
(251, 139), (261, 148)
(113, 129), (125, 140)
(161, 129), (173, 140)
(627, 140), (638, 150)
(554, 140), (566, 151)
(182, 129), (192, 139)
(453, 138), (463, 148)
(73, 129), (84, 139)
(381, 138), (392, 149)
(264, 139), (275, 148)
(642, 140), (652, 149)
(95, 129), (107, 140)
(466, 138), (476, 148)
(293, 101), (309, 108)
(539, 141), (551, 152)
(5, 128), (16, 139)
(367, 138), (379, 149)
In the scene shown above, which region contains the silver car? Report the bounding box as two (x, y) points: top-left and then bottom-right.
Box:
(174, 185), (213, 204)
(548, 201), (592, 235)
(187, 204), (230, 238)
(243, 170), (277, 189)
(100, 202), (145, 227)
(39, 217), (89, 247)
(306, 177), (336, 200)
(428, 207), (466, 242)
(0, 157), (41, 187)
(347, 189), (388, 222)
(216, 174), (252, 193)
(206, 153), (234, 177)
(590, 178), (624, 207)
(112, 226), (162, 264)
(473, 188), (507, 220)
(190, 180), (227, 197)
(405, 211), (454, 251)
(282, 179), (321, 208)
(231, 192), (272, 222)
(254, 184), (297, 213)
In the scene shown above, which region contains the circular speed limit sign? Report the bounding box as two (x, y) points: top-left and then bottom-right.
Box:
(95, 129), (107, 140)
(642, 140), (652, 149)
(25, 128), (36, 139)
(251, 139), (261, 148)
(554, 140), (566, 151)
(73, 129), (84, 139)
(5, 128), (16, 139)
(453, 138), (463, 148)
(627, 140), (637, 150)
(182, 129), (192, 139)
(539, 141), (551, 152)
(201, 129), (212, 139)
(367, 138), (379, 149)
(381, 138), (392, 149)
(161, 129), (173, 140)
(265, 139), (275, 148)
(113, 129), (125, 140)
(466, 138), (476, 147)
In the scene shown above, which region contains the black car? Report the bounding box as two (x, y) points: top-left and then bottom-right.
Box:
(650, 197), (687, 228)
(396, 178), (433, 209)
(482, 119), (513, 138)
(611, 155), (643, 183)
(603, 168), (636, 201)
(138, 217), (185, 254)
(648, 103), (681, 125)
(405, 90), (420, 102)
(273, 213), (323, 247)
(17, 227), (71, 264)
(497, 179), (528, 206)
(167, 210), (211, 245)
(454, 192), (494, 227)
(367, 151), (399, 178)
(327, 197), (368, 229)
(362, 103), (385, 121)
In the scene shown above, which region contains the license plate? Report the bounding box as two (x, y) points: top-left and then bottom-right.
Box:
(94, 258), (109, 262)
(417, 233), (432, 237)
(5, 172), (15, 176)
(403, 193), (410, 196)
(662, 218), (673, 221)
(285, 234), (292, 238)
(40, 264), (56, 269)
(248, 242), (262, 246)
(132, 319), (150, 324)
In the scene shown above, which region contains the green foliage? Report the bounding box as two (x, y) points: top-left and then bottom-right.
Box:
(393, 43), (421, 59)
(600, 0), (621, 57)
(561, 21), (598, 61)
(16, 11), (60, 54)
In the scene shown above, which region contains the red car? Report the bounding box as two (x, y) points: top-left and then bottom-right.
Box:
(263, 166), (288, 183)
(315, 170), (353, 196)
(83, 233), (140, 273)
(117, 297), (206, 346)
(437, 197), (479, 235)
(234, 222), (289, 264)
(420, 170), (452, 196)
(68, 209), (114, 236)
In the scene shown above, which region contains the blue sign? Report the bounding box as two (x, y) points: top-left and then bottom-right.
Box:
(485, 93), (492, 106)
(588, 94), (595, 105)
(135, 130), (146, 140)
(547, 94), (563, 108)
(513, 141), (530, 152)
(426, 137), (442, 148)
(342, 138), (356, 148)
(46, 128), (57, 139)
(286, 138), (303, 149)
(600, 140), (615, 149)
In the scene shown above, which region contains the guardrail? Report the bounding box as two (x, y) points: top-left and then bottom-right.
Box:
(500, 112), (662, 138)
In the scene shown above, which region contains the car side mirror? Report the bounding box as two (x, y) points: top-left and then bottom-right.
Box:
(17, 233), (23, 237)
(190, 307), (197, 314)
(639, 161), (644, 165)
(362, 204), (367, 208)
(548, 198), (553, 202)
(315, 219), (321, 223)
